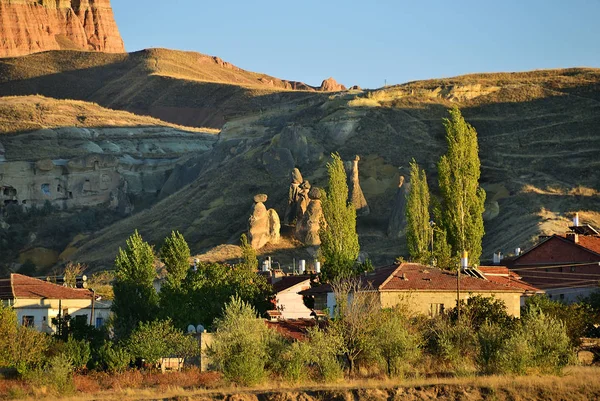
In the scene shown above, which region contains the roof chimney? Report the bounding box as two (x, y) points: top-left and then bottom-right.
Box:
(573, 212), (580, 227)
(566, 232), (579, 243)
(401, 272), (408, 281)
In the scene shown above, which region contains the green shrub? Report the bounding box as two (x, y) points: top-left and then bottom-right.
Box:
(497, 327), (532, 375)
(376, 308), (422, 377)
(521, 309), (574, 374)
(476, 322), (508, 374)
(281, 341), (311, 383)
(305, 326), (344, 383)
(24, 354), (74, 395)
(426, 317), (477, 376)
(97, 342), (130, 373)
(62, 336), (91, 371)
(208, 296), (270, 385)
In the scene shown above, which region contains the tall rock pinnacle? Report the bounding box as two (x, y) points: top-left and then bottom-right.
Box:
(0, 0), (125, 58)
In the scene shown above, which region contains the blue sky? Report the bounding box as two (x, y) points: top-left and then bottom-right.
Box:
(113, 1), (600, 89)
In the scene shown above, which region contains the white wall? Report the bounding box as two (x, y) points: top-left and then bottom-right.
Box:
(276, 281), (312, 319)
(14, 298), (111, 332)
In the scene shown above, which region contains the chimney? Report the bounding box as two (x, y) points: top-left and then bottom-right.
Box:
(493, 252), (500, 265)
(401, 272), (408, 281)
(573, 212), (580, 227)
(461, 251), (469, 269)
(515, 248), (521, 256)
(566, 232), (579, 243)
(315, 261), (321, 274)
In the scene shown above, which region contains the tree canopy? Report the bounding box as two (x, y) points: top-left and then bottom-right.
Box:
(406, 159), (431, 263)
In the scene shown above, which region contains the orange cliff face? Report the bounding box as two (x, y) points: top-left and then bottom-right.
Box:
(0, 0), (125, 58)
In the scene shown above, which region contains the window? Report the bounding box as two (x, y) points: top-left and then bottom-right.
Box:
(430, 303), (445, 317)
(75, 315), (88, 325)
(559, 294), (565, 300)
(95, 317), (104, 328)
(22, 316), (34, 327)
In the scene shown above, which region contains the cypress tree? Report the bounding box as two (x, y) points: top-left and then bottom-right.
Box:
(437, 107), (486, 265)
(320, 152), (360, 281)
(405, 159), (431, 263)
(112, 230), (159, 339)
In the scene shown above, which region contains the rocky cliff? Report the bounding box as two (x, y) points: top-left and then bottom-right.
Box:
(0, 0), (124, 58)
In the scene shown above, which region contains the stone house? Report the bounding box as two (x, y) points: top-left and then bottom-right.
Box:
(301, 263), (538, 318)
(0, 273), (111, 332)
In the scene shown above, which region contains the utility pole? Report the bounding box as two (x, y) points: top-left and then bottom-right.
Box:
(458, 251), (468, 320)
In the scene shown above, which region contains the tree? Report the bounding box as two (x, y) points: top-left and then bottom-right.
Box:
(406, 159), (431, 263)
(208, 296), (271, 385)
(437, 107), (486, 265)
(127, 319), (198, 365)
(159, 230), (190, 288)
(376, 308), (422, 377)
(240, 233), (258, 271)
(112, 230), (159, 339)
(320, 153), (360, 281)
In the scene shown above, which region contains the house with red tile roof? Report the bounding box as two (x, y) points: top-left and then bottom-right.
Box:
(505, 232), (600, 303)
(301, 263), (538, 318)
(0, 274), (111, 333)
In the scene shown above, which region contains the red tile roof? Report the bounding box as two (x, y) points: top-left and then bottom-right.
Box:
(0, 274), (93, 300)
(265, 319), (322, 341)
(478, 266), (542, 292)
(577, 236), (600, 255)
(300, 263), (530, 295)
(379, 263), (526, 292)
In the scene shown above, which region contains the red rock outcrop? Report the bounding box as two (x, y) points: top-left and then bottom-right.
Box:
(319, 77), (347, 92)
(0, 0), (124, 58)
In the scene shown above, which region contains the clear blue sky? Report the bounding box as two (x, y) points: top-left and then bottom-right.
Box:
(113, 0), (600, 89)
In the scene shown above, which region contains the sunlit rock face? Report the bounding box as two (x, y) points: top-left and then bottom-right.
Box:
(0, 0), (125, 58)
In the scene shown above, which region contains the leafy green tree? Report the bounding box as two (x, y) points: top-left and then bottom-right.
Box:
(126, 319), (198, 365)
(406, 159), (431, 263)
(182, 263), (273, 328)
(240, 233), (258, 271)
(208, 296), (272, 385)
(376, 308), (422, 377)
(320, 152), (360, 281)
(159, 230), (191, 288)
(112, 230), (159, 339)
(437, 107), (486, 265)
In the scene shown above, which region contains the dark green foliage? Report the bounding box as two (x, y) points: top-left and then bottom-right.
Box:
(59, 336), (91, 372)
(176, 262), (274, 330)
(96, 343), (130, 373)
(406, 159), (431, 263)
(320, 152), (360, 281)
(240, 233), (258, 271)
(437, 107), (486, 265)
(112, 230), (159, 339)
(159, 230), (191, 288)
(126, 319), (198, 365)
(523, 294), (598, 344)
(375, 308), (422, 377)
(448, 295), (516, 330)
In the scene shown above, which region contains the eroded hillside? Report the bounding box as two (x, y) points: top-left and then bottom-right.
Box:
(65, 68), (600, 269)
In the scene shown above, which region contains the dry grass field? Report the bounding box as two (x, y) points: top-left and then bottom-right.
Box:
(1, 366), (598, 400)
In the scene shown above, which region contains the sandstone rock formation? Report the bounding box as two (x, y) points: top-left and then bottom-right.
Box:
(297, 181), (311, 220)
(0, 0), (125, 58)
(296, 187), (325, 246)
(387, 176), (410, 238)
(0, 125), (215, 211)
(346, 155), (370, 216)
(319, 77), (347, 92)
(248, 194), (280, 250)
(284, 168), (303, 224)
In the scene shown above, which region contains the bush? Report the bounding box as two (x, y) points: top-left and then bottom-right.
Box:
(375, 308), (422, 377)
(61, 336), (91, 371)
(127, 319), (198, 366)
(208, 296), (270, 385)
(476, 322), (509, 374)
(281, 341), (311, 383)
(305, 326), (344, 382)
(24, 354), (74, 395)
(97, 343), (130, 373)
(425, 316), (477, 376)
(521, 309), (574, 374)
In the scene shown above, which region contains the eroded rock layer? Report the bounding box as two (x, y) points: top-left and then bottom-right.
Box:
(0, 0), (124, 58)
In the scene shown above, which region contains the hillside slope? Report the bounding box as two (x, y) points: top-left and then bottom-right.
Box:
(68, 68), (600, 269)
(0, 49), (341, 128)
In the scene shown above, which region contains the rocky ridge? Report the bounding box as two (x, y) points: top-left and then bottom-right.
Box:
(0, 0), (124, 58)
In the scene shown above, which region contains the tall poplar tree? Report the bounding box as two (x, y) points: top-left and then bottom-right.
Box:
(320, 152), (360, 281)
(112, 230), (159, 339)
(160, 230), (191, 289)
(405, 159), (431, 263)
(437, 107), (486, 265)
